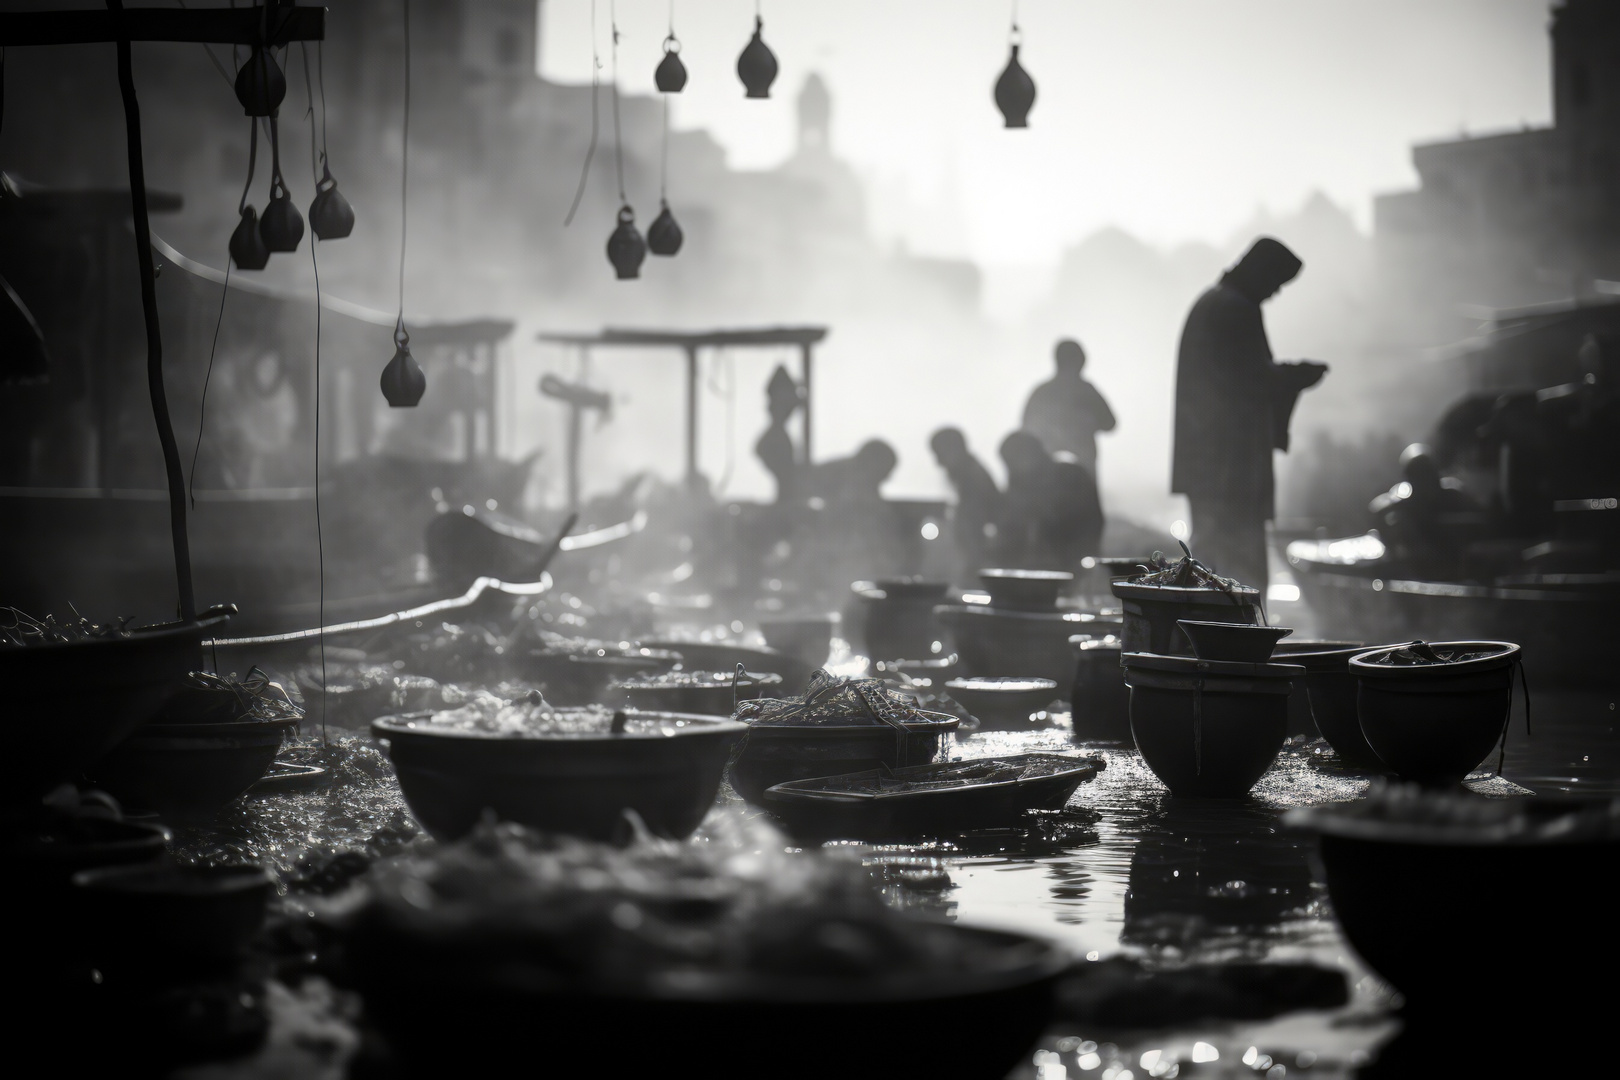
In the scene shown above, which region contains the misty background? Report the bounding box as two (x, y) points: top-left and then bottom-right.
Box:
(0, 0), (1568, 537)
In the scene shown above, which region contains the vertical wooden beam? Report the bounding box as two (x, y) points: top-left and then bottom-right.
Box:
(799, 341), (814, 465)
(684, 345), (699, 482)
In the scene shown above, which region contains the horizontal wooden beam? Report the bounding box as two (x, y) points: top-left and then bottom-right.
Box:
(0, 6), (325, 47)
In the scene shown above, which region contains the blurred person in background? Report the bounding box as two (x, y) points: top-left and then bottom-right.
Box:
(1172, 237), (1327, 589)
(1021, 338), (1114, 527)
(930, 426), (1003, 579)
(996, 431), (1102, 571)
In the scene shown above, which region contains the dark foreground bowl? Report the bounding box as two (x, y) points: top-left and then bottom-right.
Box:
(13, 816), (171, 966)
(1177, 620), (1292, 663)
(346, 921), (1067, 1080)
(1287, 798), (1620, 1020)
(1124, 653), (1301, 797)
(89, 717), (296, 824)
(978, 568), (1074, 612)
(374, 712), (746, 841)
(73, 863), (273, 971)
(3, 607), (235, 805)
(729, 711), (960, 806)
(1351, 641), (1520, 786)
(763, 753), (1104, 842)
(1069, 635), (1130, 743)
(944, 677), (1062, 730)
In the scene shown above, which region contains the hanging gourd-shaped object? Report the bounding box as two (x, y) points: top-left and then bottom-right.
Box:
(380, 326), (426, 407)
(655, 35), (687, 93)
(994, 40), (1036, 128)
(234, 45), (287, 117)
(647, 200), (683, 257)
(309, 163), (356, 240)
(259, 178), (304, 253)
(736, 16), (778, 99)
(606, 205), (647, 280)
(229, 206), (271, 270)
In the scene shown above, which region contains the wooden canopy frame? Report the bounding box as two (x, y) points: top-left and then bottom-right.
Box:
(535, 325), (829, 484)
(0, 1), (329, 621)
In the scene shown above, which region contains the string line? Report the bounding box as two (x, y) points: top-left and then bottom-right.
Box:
(397, 0), (411, 339)
(563, 0), (601, 226)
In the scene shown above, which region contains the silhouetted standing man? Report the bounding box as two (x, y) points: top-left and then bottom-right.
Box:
(1172, 237), (1326, 589)
(1022, 339), (1116, 476)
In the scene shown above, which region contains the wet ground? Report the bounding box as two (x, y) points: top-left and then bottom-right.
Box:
(162, 676), (1618, 1080)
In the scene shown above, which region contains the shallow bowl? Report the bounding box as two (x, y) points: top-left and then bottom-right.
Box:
(978, 569), (1074, 612)
(374, 711), (745, 841)
(1177, 620), (1292, 663)
(757, 615), (837, 670)
(90, 717), (295, 824)
(611, 671), (783, 716)
(729, 710), (960, 805)
(72, 862), (273, 970)
(345, 919), (1067, 1080)
(763, 753), (1104, 842)
(944, 677), (1061, 730)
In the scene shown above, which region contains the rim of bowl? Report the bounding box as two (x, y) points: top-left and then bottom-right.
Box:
(373, 710), (748, 741)
(1349, 640), (1520, 676)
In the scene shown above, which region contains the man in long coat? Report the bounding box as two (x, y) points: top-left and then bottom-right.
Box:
(1171, 237), (1326, 589)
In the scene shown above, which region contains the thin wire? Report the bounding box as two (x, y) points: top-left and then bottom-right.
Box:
(610, 2), (626, 203)
(396, 0), (411, 342)
(317, 39), (330, 168)
(659, 95), (669, 201)
(300, 41), (319, 186)
(238, 114), (258, 215)
(304, 42), (328, 744)
(563, 0), (601, 226)
(189, 259), (231, 509)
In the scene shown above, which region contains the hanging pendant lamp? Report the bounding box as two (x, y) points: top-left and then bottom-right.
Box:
(607, 205), (647, 279)
(647, 200), (683, 257)
(235, 44), (287, 117)
(655, 35), (687, 93)
(230, 206), (272, 270)
(737, 16), (778, 99)
(308, 42), (355, 241)
(382, 0), (424, 405)
(229, 117), (270, 270)
(258, 120), (305, 252)
(309, 164), (356, 240)
(994, 28), (1036, 128)
(380, 324), (426, 407)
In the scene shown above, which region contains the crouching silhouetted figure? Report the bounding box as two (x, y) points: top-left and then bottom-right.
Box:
(930, 427), (1003, 578)
(995, 431), (1103, 571)
(1368, 443), (1482, 578)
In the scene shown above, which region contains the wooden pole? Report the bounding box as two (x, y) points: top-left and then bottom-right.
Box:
(684, 344), (699, 483)
(107, 0), (194, 621)
(799, 340), (814, 465)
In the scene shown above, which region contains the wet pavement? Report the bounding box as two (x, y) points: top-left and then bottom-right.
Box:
(159, 673), (1618, 1080)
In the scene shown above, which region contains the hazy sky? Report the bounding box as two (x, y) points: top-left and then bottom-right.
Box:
(540, 0), (1553, 267)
